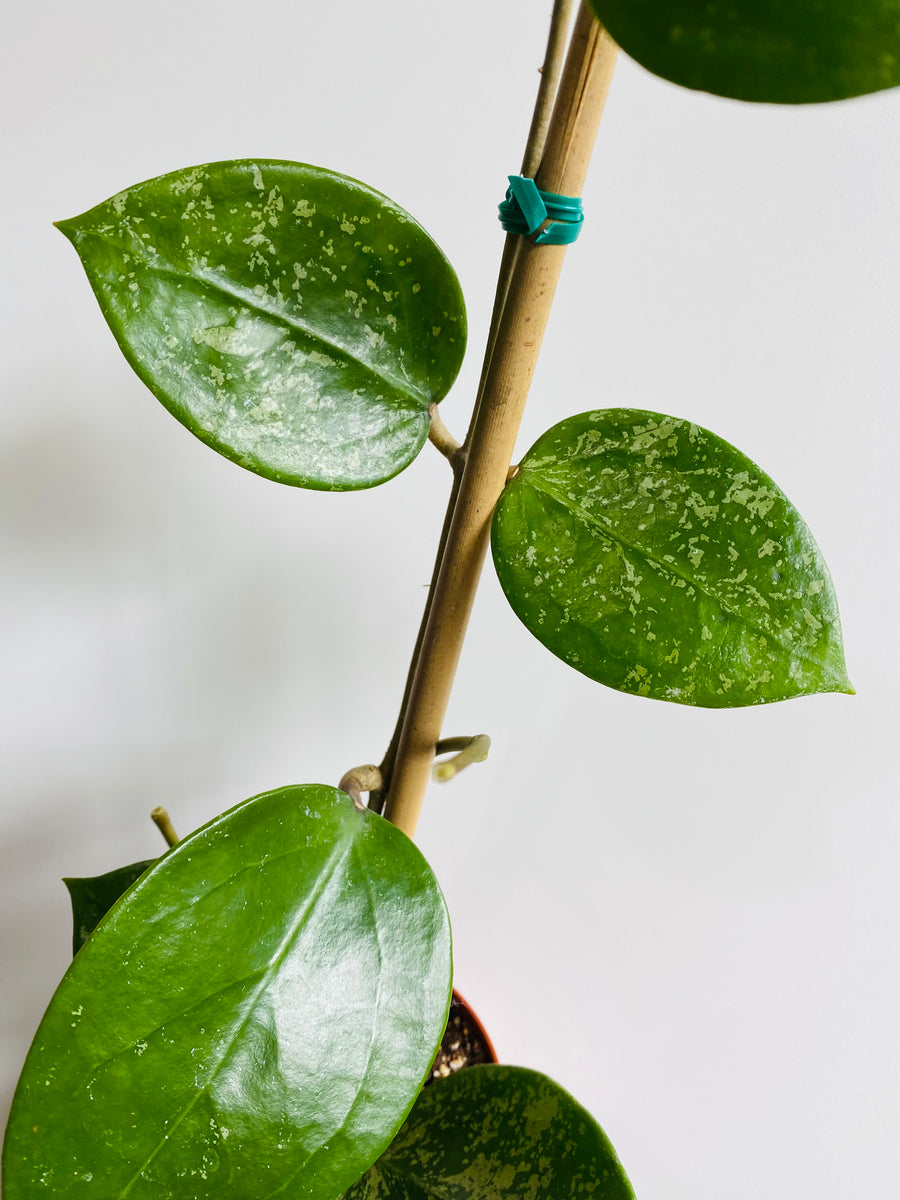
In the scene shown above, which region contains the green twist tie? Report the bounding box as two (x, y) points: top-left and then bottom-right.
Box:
(497, 175), (584, 245)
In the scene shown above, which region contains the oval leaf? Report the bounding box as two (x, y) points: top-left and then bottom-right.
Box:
(589, 0), (900, 103)
(343, 1065), (635, 1199)
(492, 409), (851, 708)
(3, 785), (452, 1200)
(57, 161), (466, 489)
(63, 860), (155, 956)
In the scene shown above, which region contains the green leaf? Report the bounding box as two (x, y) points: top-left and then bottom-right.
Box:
(492, 409), (851, 708)
(342, 1065), (635, 1199)
(64, 860), (156, 956)
(589, 0), (900, 103)
(3, 785), (452, 1200)
(57, 160), (466, 490)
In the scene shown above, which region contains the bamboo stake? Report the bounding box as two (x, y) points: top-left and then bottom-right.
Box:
(372, 0), (578, 813)
(382, 7), (618, 836)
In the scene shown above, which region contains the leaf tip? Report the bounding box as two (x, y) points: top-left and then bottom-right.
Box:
(53, 216), (79, 244)
(827, 649), (854, 697)
(818, 667), (854, 699)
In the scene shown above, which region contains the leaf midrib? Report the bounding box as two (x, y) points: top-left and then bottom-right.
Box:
(257, 841), (390, 1200)
(145, 259), (431, 410)
(518, 467), (839, 681)
(76, 216), (433, 411)
(69, 846), (329, 1099)
(118, 831), (356, 1198)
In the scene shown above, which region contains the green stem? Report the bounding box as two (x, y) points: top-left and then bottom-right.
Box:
(151, 807), (179, 847)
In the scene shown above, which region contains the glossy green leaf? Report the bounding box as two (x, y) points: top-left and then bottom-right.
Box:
(343, 1065), (635, 1200)
(589, 0), (900, 103)
(64, 860), (155, 956)
(492, 409), (851, 708)
(3, 785), (452, 1200)
(58, 160), (466, 489)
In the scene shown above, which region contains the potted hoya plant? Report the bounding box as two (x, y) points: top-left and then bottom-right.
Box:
(2, 1), (898, 1196)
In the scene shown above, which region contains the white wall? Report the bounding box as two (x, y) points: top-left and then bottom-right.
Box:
(2, 2), (899, 1195)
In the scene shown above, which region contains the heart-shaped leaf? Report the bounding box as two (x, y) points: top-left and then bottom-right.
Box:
(589, 0), (900, 103)
(342, 1064), (635, 1199)
(64, 860), (156, 955)
(3, 785), (452, 1200)
(492, 409), (851, 708)
(58, 160), (466, 489)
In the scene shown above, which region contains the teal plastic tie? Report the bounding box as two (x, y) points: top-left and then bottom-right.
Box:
(498, 175), (584, 245)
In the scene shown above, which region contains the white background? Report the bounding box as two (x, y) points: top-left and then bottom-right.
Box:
(2, 1), (899, 1195)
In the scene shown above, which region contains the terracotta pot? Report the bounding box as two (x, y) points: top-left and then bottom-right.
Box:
(426, 989), (497, 1085)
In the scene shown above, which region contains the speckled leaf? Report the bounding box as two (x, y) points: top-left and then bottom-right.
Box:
(3, 785), (452, 1200)
(492, 409), (851, 708)
(342, 1065), (634, 1200)
(57, 160), (466, 490)
(64, 860), (155, 956)
(588, 0), (900, 103)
